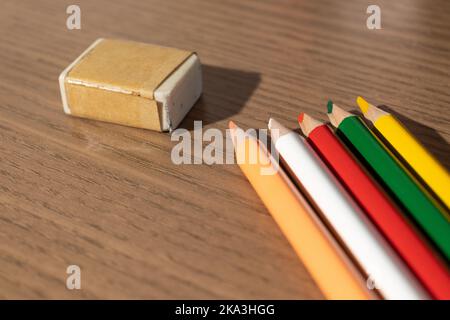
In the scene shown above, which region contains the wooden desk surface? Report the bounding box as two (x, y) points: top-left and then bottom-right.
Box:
(0, 0), (449, 299)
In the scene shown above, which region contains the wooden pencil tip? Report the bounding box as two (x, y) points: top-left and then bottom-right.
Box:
(268, 118), (276, 130)
(298, 113), (324, 136)
(326, 103), (353, 128)
(228, 121), (237, 130)
(228, 121), (241, 141)
(356, 96), (369, 114)
(268, 117), (291, 138)
(356, 98), (387, 121)
(327, 100), (333, 113)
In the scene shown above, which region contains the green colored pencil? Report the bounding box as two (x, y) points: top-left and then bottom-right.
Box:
(327, 101), (450, 262)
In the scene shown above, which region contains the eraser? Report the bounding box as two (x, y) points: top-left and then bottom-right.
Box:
(59, 38), (202, 131)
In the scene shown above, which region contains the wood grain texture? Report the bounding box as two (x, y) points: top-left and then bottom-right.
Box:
(0, 0), (449, 299)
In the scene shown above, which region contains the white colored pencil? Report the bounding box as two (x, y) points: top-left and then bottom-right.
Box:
(268, 118), (427, 300)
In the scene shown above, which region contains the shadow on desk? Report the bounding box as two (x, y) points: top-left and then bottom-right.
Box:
(377, 105), (450, 172)
(179, 65), (261, 130)
(352, 105), (449, 172)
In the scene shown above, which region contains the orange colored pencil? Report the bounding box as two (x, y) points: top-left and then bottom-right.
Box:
(229, 121), (370, 300)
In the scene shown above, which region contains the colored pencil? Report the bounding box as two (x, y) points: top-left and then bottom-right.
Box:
(268, 118), (427, 300)
(298, 113), (450, 299)
(357, 96), (450, 212)
(229, 121), (370, 300)
(327, 101), (450, 262)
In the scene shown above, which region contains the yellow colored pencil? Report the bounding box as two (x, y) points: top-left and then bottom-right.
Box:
(357, 97), (450, 213)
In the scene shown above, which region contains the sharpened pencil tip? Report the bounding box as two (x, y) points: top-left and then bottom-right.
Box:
(357, 96), (369, 114)
(268, 118), (274, 130)
(268, 117), (291, 138)
(298, 113), (305, 124)
(228, 121), (237, 129)
(327, 100), (333, 113)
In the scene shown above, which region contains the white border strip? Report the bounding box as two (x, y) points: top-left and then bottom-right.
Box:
(58, 38), (104, 115)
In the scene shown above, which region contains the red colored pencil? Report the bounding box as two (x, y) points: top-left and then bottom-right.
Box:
(298, 112), (450, 299)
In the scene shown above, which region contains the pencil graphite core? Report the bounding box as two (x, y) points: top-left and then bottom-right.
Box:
(327, 100), (333, 113)
(356, 96), (370, 114)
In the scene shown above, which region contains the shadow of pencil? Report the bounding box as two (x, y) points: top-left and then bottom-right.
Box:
(377, 105), (450, 172)
(178, 65), (261, 130)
